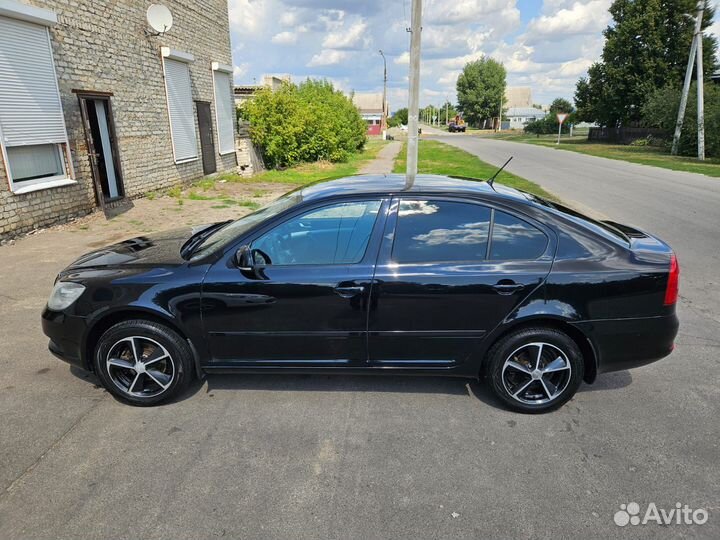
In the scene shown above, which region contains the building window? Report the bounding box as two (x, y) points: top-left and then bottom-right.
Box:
(0, 14), (74, 193)
(162, 48), (198, 163)
(212, 63), (235, 155)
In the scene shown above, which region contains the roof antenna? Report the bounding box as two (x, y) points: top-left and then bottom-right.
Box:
(487, 156), (513, 187)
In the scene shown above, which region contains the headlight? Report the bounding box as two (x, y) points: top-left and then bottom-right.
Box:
(47, 282), (86, 311)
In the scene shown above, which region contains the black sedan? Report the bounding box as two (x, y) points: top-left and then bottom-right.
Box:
(42, 175), (679, 412)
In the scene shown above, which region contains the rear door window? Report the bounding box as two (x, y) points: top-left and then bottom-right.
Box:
(392, 200), (492, 263)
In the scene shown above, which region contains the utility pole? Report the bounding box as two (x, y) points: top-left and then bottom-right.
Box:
(696, 10), (705, 161)
(671, 1), (704, 156)
(405, 0), (422, 188)
(445, 97), (449, 125)
(496, 92), (503, 132)
(379, 50), (387, 140)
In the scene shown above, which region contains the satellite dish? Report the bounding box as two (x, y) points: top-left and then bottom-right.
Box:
(146, 4), (173, 35)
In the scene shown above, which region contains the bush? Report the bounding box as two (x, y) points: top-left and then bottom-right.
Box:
(642, 83), (720, 157)
(240, 79), (367, 168)
(524, 115), (573, 135)
(628, 135), (666, 147)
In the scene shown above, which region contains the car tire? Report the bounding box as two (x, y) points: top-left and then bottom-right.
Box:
(93, 319), (193, 406)
(485, 327), (584, 413)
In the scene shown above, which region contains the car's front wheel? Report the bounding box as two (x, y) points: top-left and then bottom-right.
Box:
(486, 327), (584, 413)
(94, 320), (193, 406)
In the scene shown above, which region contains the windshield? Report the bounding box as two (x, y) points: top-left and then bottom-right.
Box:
(189, 191), (303, 258)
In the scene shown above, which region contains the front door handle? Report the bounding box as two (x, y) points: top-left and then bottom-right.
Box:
(334, 285), (365, 299)
(492, 281), (525, 295)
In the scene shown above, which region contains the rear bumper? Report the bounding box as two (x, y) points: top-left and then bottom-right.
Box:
(41, 307), (89, 370)
(573, 313), (679, 374)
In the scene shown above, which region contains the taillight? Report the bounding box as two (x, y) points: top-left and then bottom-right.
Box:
(664, 254), (679, 306)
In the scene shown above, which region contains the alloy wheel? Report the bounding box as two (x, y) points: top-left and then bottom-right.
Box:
(106, 336), (175, 398)
(501, 342), (572, 405)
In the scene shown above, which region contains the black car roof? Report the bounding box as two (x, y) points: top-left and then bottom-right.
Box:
(299, 174), (531, 203)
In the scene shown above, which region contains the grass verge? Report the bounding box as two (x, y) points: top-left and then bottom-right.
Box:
(392, 140), (557, 200)
(246, 138), (389, 184)
(493, 133), (720, 177)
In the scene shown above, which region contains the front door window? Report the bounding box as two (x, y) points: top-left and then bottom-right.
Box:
(252, 200), (382, 266)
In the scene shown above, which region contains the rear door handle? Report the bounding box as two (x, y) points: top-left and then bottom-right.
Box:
(334, 285), (365, 299)
(492, 281), (525, 295)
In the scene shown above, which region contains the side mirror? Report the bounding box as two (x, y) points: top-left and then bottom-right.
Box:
(235, 245), (254, 271)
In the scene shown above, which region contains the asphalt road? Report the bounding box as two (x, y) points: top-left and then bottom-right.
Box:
(1, 139), (719, 539)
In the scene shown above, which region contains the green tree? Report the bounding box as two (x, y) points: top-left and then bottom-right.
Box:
(643, 82), (720, 157)
(389, 107), (408, 127)
(549, 98), (573, 115)
(456, 56), (506, 127)
(241, 79), (366, 168)
(575, 0), (717, 127)
(524, 98), (576, 135)
(440, 101), (458, 124)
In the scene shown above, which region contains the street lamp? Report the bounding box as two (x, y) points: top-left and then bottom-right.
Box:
(379, 49), (387, 139)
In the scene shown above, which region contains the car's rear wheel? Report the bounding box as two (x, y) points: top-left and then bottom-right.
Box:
(486, 327), (584, 413)
(94, 320), (192, 406)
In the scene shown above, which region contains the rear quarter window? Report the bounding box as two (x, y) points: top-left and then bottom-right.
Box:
(490, 211), (548, 260)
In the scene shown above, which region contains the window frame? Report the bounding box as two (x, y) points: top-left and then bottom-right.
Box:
(211, 62), (236, 156)
(0, 14), (75, 194)
(161, 48), (198, 164)
(246, 197), (389, 268)
(388, 196), (552, 266)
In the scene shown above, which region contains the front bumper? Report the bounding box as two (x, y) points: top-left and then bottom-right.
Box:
(573, 313), (679, 374)
(41, 307), (89, 370)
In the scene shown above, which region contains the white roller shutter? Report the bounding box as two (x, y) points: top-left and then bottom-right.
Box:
(163, 58), (197, 162)
(0, 16), (68, 147)
(212, 68), (235, 155)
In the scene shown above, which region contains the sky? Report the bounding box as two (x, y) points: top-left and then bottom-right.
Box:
(229, 0), (720, 112)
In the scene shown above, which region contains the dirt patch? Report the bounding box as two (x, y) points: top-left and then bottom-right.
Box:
(0, 176), (292, 261)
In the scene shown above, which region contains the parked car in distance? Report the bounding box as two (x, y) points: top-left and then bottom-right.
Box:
(448, 121), (466, 133)
(42, 175), (679, 412)
(399, 124), (408, 132)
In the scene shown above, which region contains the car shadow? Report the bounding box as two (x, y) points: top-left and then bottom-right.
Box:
(578, 370), (633, 392)
(203, 372), (472, 396)
(68, 365), (633, 409)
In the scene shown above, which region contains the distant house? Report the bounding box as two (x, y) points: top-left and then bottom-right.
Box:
(352, 93), (388, 135)
(0, 0), (237, 239)
(234, 75), (291, 107)
(712, 70), (720, 85)
(234, 85), (260, 107)
(505, 107), (547, 130)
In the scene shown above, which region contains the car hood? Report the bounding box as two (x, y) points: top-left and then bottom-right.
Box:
(66, 224), (216, 269)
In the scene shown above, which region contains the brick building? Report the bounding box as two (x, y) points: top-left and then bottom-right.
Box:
(352, 93), (388, 136)
(0, 0), (237, 238)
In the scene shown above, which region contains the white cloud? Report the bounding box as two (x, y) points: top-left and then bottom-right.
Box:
(524, 0), (612, 44)
(279, 11), (298, 27)
(307, 49), (349, 67)
(394, 51), (410, 65)
(322, 21), (368, 49)
(233, 63), (250, 82)
(557, 57), (593, 78)
(271, 31), (298, 45)
(425, 0), (518, 26)
(228, 0), (268, 33)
